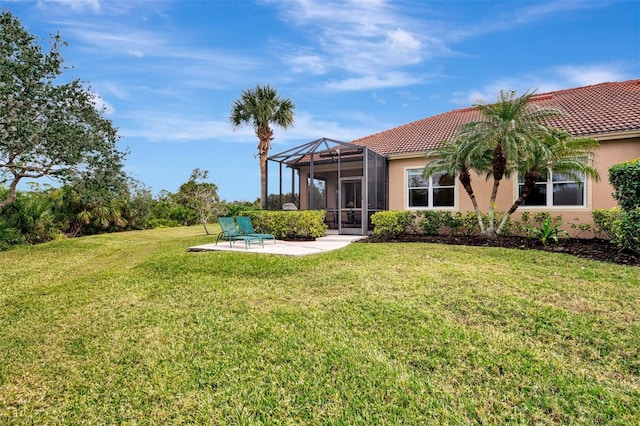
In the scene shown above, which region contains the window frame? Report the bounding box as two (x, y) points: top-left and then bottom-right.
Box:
(406, 168), (456, 210)
(517, 170), (587, 209)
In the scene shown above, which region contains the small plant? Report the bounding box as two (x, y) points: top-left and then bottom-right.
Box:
(529, 216), (567, 245)
(592, 207), (622, 240)
(570, 217), (594, 239)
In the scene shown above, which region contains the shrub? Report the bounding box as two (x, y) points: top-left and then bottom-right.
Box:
(456, 211), (514, 236)
(0, 220), (24, 250)
(225, 202), (259, 217)
(370, 211), (412, 239)
(609, 158), (640, 211)
(611, 208), (640, 254)
(592, 208), (621, 240)
(569, 217), (594, 239)
(417, 211), (448, 235)
(245, 210), (327, 240)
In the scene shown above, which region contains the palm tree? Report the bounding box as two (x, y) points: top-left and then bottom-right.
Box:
(423, 137), (491, 234)
(496, 130), (600, 234)
(423, 90), (600, 237)
(453, 90), (563, 236)
(230, 84), (295, 210)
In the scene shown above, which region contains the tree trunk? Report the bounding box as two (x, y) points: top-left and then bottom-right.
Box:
(486, 143), (507, 237)
(259, 150), (269, 210)
(458, 169), (485, 234)
(496, 170), (540, 235)
(257, 124), (273, 210)
(0, 177), (20, 211)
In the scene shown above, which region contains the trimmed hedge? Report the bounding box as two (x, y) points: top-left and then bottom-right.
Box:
(370, 211), (412, 239)
(608, 158), (640, 253)
(243, 210), (327, 240)
(609, 158), (640, 211)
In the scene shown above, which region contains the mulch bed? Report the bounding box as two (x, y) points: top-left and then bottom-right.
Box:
(360, 234), (640, 267)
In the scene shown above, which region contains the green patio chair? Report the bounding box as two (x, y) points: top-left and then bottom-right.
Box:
(236, 216), (276, 244)
(215, 217), (263, 248)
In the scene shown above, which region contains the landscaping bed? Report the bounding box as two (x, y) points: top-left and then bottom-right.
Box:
(365, 234), (640, 267)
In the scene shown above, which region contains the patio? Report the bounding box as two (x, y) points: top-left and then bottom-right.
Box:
(188, 231), (366, 256)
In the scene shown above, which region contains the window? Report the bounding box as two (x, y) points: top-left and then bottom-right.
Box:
(519, 170), (585, 207)
(407, 169), (455, 208)
(308, 177), (327, 209)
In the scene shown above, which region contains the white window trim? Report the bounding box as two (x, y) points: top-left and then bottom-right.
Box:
(516, 170), (588, 210)
(406, 168), (457, 210)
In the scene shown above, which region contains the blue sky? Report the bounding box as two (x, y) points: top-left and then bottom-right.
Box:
(4, 0), (639, 202)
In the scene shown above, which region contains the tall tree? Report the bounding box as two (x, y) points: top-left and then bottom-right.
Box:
(230, 84), (295, 210)
(0, 11), (126, 211)
(457, 90), (563, 236)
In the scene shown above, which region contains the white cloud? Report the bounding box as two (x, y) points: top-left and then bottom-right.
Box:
(555, 64), (628, 87)
(271, 0), (442, 90)
(325, 72), (423, 91)
(285, 53), (328, 75)
(120, 114), (240, 142)
(451, 63), (632, 106)
(118, 109), (374, 146)
(40, 0), (101, 13)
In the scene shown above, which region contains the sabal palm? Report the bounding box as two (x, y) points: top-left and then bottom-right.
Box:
(455, 90), (562, 235)
(230, 84), (295, 210)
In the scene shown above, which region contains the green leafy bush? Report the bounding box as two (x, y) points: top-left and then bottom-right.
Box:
(569, 217), (594, 239)
(592, 208), (621, 240)
(370, 211), (412, 239)
(611, 208), (640, 254)
(0, 220), (24, 250)
(246, 210), (327, 240)
(225, 202), (259, 217)
(417, 210), (448, 235)
(609, 158), (640, 211)
(456, 211), (513, 236)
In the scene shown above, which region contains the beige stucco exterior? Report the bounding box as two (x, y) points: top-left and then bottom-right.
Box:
(387, 134), (640, 234)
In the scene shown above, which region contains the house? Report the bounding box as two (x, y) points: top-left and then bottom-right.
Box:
(268, 79), (640, 235)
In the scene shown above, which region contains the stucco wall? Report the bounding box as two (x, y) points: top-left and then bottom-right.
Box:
(388, 135), (640, 234)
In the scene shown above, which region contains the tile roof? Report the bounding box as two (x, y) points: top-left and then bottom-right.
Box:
(351, 79), (640, 156)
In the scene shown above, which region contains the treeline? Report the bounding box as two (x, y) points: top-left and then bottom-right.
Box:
(0, 174), (260, 250)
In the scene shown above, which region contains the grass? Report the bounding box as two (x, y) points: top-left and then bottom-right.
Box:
(0, 226), (638, 424)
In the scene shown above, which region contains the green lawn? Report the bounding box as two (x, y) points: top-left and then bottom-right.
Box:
(1, 226), (638, 424)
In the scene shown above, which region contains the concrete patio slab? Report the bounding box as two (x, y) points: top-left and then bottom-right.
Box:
(188, 233), (366, 256)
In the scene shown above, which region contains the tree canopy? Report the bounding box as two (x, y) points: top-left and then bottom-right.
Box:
(176, 168), (223, 235)
(0, 11), (126, 210)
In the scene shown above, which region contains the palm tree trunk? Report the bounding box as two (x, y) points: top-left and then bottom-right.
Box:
(486, 143), (507, 237)
(257, 124), (273, 210)
(496, 170), (540, 235)
(259, 150), (268, 210)
(459, 169), (485, 233)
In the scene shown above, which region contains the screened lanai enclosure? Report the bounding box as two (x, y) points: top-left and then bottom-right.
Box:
(267, 138), (387, 235)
